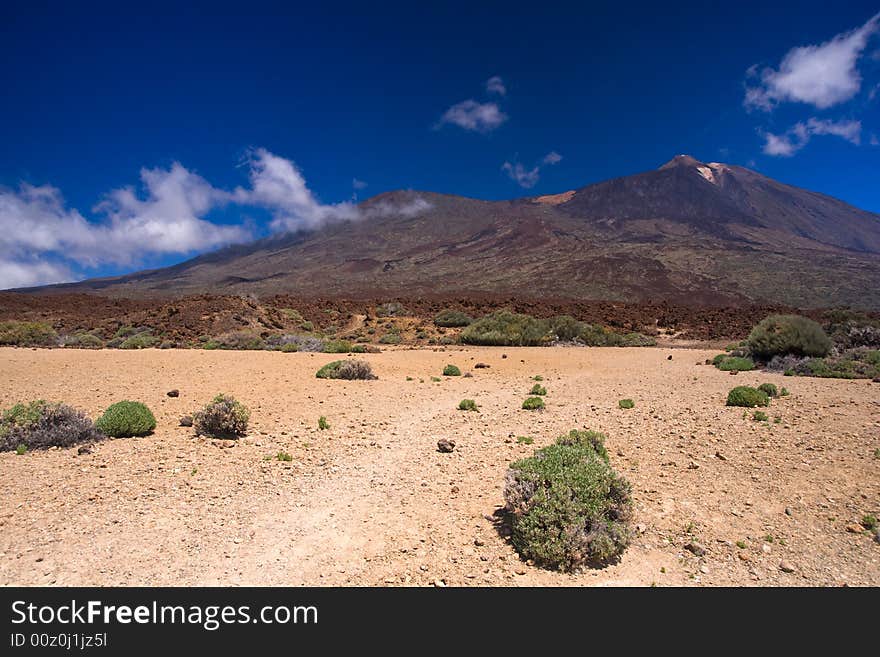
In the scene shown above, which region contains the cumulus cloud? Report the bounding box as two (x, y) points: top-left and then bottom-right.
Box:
(745, 13), (880, 111)
(761, 118), (862, 156)
(352, 178), (368, 190)
(0, 149), (431, 289)
(437, 100), (508, 132)
(502, 151), (563, 188)
(486, 75), (506, 96)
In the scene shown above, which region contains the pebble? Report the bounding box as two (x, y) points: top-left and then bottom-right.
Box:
(684, 541), (706, 557)
(779, 561), (796, 573)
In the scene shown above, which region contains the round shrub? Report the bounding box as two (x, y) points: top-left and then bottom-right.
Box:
(530, 383), (547, 396)
(0, 401), (103, 451)
(434, 310), (473, 327)
(323, 340), (353, 354)
(0, 321), (59, 347)
(747, 314), (832, 360)
(726, 386), (770, 408)
(504, 432), (632, 570)
(460, 311), (549, 346)
(555, 429), (609, 461)
(550, 315), (583, 341)
(522, 396), (545, 410)
(443, 364), (461, 376)
(95, 401), (156, 437)
(716, 356), (755, 371)
(315, 359), (377, 380)
(120, 332), (159, 349)
(618, 398), (635, 409)
(757, 383), (779, 398)
(458, 399), (479, 412)
(193, 394), (250, 439)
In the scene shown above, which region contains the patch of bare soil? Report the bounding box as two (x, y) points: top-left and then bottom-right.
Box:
(1, 346), (877, 586)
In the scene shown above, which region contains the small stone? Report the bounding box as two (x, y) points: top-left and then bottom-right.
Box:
(474, 363), (490, 369)
(166, 389), (180, 398)
(433, 579), (446, 587)
(738, 552), (751, 562)
(845, 523), (864, 534)
(437, 438), (455, 453)
(179, 415), (193, 427)
(474, 538), (485, 547)
(779, 561), (796, 573)
(785, 507), (793, 516)
(762, 544), (772, 554)
(699, 565), (709, 574)
(688, 460), (700, 470)
(501, 354), (507, 359)
(77, 445), (92, 455)
(684, 541), (706, 557)
(714, 451), (727, 461)
(667, 355), (673, 360)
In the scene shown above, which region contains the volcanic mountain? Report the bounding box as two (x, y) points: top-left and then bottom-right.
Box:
(31, 155), (880, 308)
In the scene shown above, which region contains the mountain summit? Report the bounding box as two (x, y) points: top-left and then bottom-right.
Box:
(28, 158), (880, 308)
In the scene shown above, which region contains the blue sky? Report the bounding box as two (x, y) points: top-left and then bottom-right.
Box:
(1, 1), (879, 288)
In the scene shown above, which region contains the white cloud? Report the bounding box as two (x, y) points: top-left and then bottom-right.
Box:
(761, 118), (861, 156)
(437, 100), (508, 132)
(0, 148), (431, 289)
(352, 178), (368, 190)
(502, 151), (563, 188)
(745, 13), (880, 110)
(486, 76), (506, 96)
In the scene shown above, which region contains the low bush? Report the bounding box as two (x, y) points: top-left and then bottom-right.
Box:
(726, 386), (770, 408)
(207, 331), (266, 350)
(578, 324), (656, 347)
(460, 311), (549, 346)
(322, 340), (353, 354)
(550, 315), (583, 342)
(279, 343), (299, 353)
(747, 314), (832, 360)
(522, 396), (545, 410)
(434, 309), (473, 327)
(555, 429), (609, 462)
(193, 394), (250, 439)
(376, 302), (405, 317)
(618, 399), (635, 409)
(443, 364), (461, 376)
(753, 410), (768, 422)
(61, 331), (104, 349)
(315, 360), (377, 380)
(504, 429), (632, 570)
(270, 334), (325, 352)
(530, 383), (547, 396)
(95, 401), (156, 437)
(757, 383), (779, 398)
(716, 356), (755, 372)
(458, 399), (479, 412)
(120, 332), (159, 349)
(0, 400), (103, 451)
(276, 451), (293, 462)
(318, 416), (329, 430)
(378, 333), (401, 345)
(0, 321), (58, 347)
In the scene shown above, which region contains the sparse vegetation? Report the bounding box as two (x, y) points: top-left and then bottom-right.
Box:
(550, 315), (582, 341)
(443, 364), (461, 376)
(119, 332), (160, 349)
(578, 324), (656, 347)
(714, 356), (755, 371)
(192, 394), (250, 439)
(378, 333), (402, 345)
(747, 314), (832, 360)
(618, 398), (635, 409)
(0, 321), (58, 347)
(433, 309), (473, 327)
(276, 451), (293, 462)
(376, 302), (405, 317)
(530, 383), (547, 396)
(61, 331), (104, 349)
(315, 359), (377, 380)
(753, 410), (768, 422)
(532, 375), (544, 381)
(522, 396), (545, 410)
(203, 331), (265, 350)
(0, 400), (103, 451)
(861, 515), (877, 530)
(726, 386), (770, 408)
(458, 399), (479, 412)
(516, 436), (534, 445)
(757, 383), (779, 398)
(318, 416), (329, 430)
(504, 428), (632, 570)
(95, 401), (156, 437)
(322, 340), (353, 354)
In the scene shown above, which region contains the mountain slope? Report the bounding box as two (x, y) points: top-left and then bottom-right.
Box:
(28, 156), (880, 308)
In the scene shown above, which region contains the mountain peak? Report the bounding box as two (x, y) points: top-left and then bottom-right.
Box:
(659, 154), (705, 170)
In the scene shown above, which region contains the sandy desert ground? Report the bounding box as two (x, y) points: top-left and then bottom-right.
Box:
(1, 345), (878, 587)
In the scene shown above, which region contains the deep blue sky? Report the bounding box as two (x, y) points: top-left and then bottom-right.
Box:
(1, 1), (878, 286)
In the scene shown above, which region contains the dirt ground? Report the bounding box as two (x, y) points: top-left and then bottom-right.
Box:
(1, 345), (878, 587)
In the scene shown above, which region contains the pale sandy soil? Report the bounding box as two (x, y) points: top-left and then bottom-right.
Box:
(1, 346), (878, 587)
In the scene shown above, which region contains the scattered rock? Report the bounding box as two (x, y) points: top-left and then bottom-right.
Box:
(501, 354), (507, 359)
(474, 363), (490, 369)
(688, 460), (700, 470)
(684, 541), (706, 557)
(179, 415), (193, 427)
(474, 538), (485, 547)
(76, 445), (92, 456)
(872, 377), (880, 383)
(166, 389), (180, 397)
(729, 370), (739, 375)
(785, 507), (793, 516)
(779, 561), (796, 573)
(437, 438), (456, 453)
(463, 372), (473, 378)
(667, 355), (673, 360)
(845, 523), (864, 534)
(714, 451), (727, 461)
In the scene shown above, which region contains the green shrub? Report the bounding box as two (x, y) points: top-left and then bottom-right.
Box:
(15, 444), (27, 455)
(753, 410), (768, 422)
(458, 399), (479, 412)
(618, 399), (635, 409)
(550, 315), (583, 341)
(504, 430), (632, 570)
(350, 344), (366, 353)
(555, 429), (609, 462)
(530, 384), (547, 396)
(780, 387), (790, 396)
(711, 354), (727, 366)
(318, 416), (329, 430)
(862, 515), (878, 530)
(443, 364), (461, 376)
(522, 396), (545, 410)
(0, 321), (58, 347)
(276, 451), (293, 462)
(0, 401), (102, 451)
(193, 394), (249, 439)
(726, 386), (770, 408)
(279, 343), (299, 353)
(516, 436), (534, 445)
(208, 331), (266, 350)
(532, 375), (544, 381)
(460, 311), (549, 346)
(95, 401), (156, 437)
(379, 333), (402, 345)
(120, 333), (159, 349)
(315, 359), (376, 380)
(747, 314), (832, 360)
(619, 332), (657, 347)
(716, 356), (755, 371)
(434, 309), (473, 327)
(62, 331), (104, 349)
(322, 340), (352, 353)
(757, 383), (779, 398)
